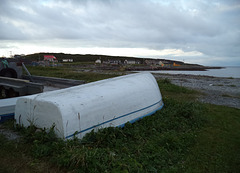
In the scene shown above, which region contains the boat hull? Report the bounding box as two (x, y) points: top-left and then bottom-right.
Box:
(15, 72), (163, 139)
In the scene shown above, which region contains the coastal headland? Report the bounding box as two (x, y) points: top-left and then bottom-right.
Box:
(23, 52), (222, 71)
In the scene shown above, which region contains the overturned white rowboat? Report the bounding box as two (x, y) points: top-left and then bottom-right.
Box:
(0, 97), (19, 123)
(15, 72), (163, 139)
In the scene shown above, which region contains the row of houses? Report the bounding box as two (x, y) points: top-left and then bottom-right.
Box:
(95, 59), (141, 65)
(43, 55), (73, 63)
(43, 55), (182, 67)
(95, 59), (182, 66)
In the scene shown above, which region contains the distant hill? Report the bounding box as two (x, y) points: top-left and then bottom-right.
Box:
(25, 52), (141, 63)
(24, 52), (202, 67)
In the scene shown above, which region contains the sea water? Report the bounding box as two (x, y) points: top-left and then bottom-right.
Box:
(146, 66), (240, 78)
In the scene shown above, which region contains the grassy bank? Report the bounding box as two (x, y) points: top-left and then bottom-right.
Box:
(25, 66), (120, 83)
(1, 68), (240, 172)
(183, 104), (240, 173)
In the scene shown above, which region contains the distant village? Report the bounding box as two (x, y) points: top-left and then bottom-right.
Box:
(1, 53), (206, 71)
(96, 59), (183, 67)
(31, 54), (185, 68)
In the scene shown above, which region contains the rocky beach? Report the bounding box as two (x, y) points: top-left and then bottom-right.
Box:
(153, 73), (240, 109)
(72, 67), (240, 109)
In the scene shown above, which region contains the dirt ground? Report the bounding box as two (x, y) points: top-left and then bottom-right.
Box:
(153, 73), (240, 109)
(0, 125), (20, 140)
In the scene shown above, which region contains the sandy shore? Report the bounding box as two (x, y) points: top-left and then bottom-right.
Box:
(153, 73), (240, 109)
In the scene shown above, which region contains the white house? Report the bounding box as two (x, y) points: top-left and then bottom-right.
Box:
(95, 59), (101, 64)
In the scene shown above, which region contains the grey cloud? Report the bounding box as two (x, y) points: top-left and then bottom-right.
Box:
(0, 21), (25, 39)
(0, 0), (239, 65)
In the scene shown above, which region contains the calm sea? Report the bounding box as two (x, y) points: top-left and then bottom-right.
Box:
(145, 66), (240, 78)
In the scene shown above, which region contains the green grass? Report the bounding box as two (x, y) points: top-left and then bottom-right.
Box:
(158, 78), (200, 101)
(222, 94), (240, 99)
(25, 66), (119, 82)
(0, 128), (65, 173)
(213, 84), (224, 86)
(62, 61), (95, 65)
(213, 84), (236, 87)
(182, 105), (240, 173)
(0, 76), (240, 172)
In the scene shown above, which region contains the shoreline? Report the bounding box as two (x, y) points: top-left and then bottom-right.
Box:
(153, 73), (240, 109)
(92, 70), (239, 109)
(126, 66), (223, 71)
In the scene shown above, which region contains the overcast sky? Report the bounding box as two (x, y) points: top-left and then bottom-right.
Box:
(0, 0), (239, 65)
